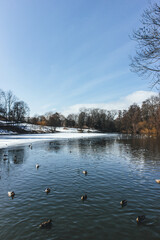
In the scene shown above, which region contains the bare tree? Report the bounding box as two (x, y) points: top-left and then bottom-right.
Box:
(0, 89), (5, 118)
(2, 90), (17, 120)
(12, 101), (30, 122)
(130, 2), (160, 88)
(47, 112), (61, 131)
(78, 111), (86, 129)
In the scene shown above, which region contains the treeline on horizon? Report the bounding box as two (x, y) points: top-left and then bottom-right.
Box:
(30, 94), (160, 135)
(0, 88), (160, 135)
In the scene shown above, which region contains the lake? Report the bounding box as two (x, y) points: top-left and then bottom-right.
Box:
(0, 134), (160, 240)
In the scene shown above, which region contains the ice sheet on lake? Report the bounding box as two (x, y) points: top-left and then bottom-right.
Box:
(0, 132), (105, 149)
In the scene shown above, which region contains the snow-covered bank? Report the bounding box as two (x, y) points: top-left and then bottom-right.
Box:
(0, 129), (16, 135)
(0, 122), (99, 134)
(0, 132), (105, 149)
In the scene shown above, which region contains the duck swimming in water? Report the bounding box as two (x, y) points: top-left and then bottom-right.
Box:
(39, 219), (52, 229)
(120, 200), (127, 207)
(8, 191), (15, 197)
(81, 194), (87, 200)
(29, 144), (32, 149)
(36, 164), (39, 169)
(83, 170), (87, 175)
(136, 215), (145, 223)
(155, 179), (160, 183)
(45, 188), (50, 194)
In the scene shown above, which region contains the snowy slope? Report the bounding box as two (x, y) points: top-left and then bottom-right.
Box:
(0, 121), (103, 148)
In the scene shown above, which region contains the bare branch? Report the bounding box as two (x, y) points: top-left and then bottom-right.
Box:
(130, 2), (160, 88)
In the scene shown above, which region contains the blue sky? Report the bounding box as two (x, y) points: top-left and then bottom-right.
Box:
(0, 0), (157, 116)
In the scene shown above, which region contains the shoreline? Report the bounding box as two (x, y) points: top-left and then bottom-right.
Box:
(0, 132), (107, 149)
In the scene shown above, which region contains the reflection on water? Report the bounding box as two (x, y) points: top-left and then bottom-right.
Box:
(0, 134), (160, 240)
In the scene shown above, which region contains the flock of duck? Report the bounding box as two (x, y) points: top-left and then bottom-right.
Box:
(7, 159), (89, 228)
(3, 145), (160, 228)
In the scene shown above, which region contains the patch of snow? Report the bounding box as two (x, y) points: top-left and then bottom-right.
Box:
(19, 124), (97, 133)
(0, 121), (103, 148)
(0, 121), (98, 134)
(0, 129), (16, 135)
(17, 123), (53, 132)
(0, 132), (105, 149)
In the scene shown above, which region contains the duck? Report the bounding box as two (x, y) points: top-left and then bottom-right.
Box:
(3, 154), (8, 157)
(8, 191), (15, 197)
(45, 188), (51, 194)
(83, 170), (88, 175)
(81, 194), (87, 200)
(3, 157), (7, 161)
(39, 219), (52, 229)
(120, 200), (127, 206)
(29, 144), (32, 149)
(136, 215), (145, 223)
(36, 164), (39, 169)
(155, 179), (160, 183)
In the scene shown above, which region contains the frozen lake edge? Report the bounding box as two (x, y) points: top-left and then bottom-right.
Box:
(0, 132), (108, 149)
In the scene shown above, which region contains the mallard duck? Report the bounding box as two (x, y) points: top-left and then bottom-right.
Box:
(45, 188), (50, 193)
(136, 215), (145, 223)
(3, 157), (7, 161)
(155, 179), (160, 183)
(120, 200), (127, 206)
(81, 194), (87, 200)
(36, 164), (39, 169)
(39, 219), (52, 229)
(83, 170), (87, 175)
(8, 191), (15, 197)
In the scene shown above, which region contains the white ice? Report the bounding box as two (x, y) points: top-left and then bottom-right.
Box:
(0, 132), (105, 149)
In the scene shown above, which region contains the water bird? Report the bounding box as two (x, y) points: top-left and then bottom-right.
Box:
(81, 194), (87, 200)
(136, 215), (145, 223)
(120, 200), (127, 207)
(3, 157), (7, 161)
(83, 170), (88, 175)
(39, 219), (52, 229)
(155, 179), (160, 183)
(45, 188), (50, 194)
(3, 154), (8, 157)
(29, 144), (32, 149)
(36, 164), (39, 169)
(8, 191), (15, 197)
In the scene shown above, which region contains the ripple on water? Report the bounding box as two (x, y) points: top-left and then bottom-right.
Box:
(0, 136), (160, 240)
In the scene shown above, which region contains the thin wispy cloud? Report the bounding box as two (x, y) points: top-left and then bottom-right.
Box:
(64, 69), (129, 100)
(0, 0), (152, 116)
(62, 91), (158, 116)
(40, 104), (56, 114)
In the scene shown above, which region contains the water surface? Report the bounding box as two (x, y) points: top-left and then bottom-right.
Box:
(0, 134), (160, 240)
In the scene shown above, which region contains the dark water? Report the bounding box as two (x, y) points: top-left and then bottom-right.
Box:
(0, 134), (160, 240)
